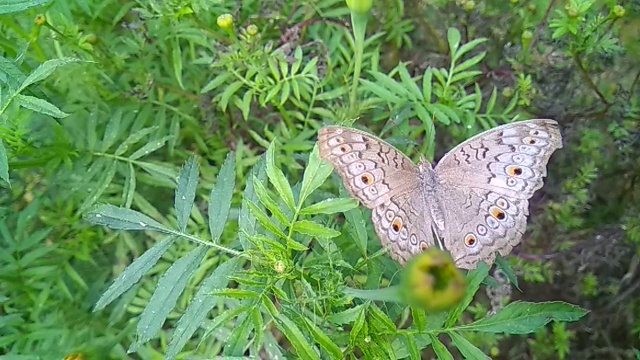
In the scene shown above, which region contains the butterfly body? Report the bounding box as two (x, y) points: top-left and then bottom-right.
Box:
(317, 120), (563, 269)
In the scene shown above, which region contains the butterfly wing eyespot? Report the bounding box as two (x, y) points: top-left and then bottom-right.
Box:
(490, 207), (506, 221)
(360, 173), (373, 185)
(464, 234), (477, 247)
(507, 166), (523, 177)
(391, 217), (403, 233)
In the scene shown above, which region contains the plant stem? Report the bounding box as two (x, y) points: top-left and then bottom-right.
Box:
(349, 11), (368, 114)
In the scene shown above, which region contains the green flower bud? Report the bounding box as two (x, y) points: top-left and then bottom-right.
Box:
(565, 5), (579, 18)
(217, 14), (234, 30)
(35, 14), (46, 26)
(246, 24), (258, 36)
(346, 0), (373, 14)
(612, 5), (625, 19)
(401, 248), (467, 312)
(463, 0), (476, 12)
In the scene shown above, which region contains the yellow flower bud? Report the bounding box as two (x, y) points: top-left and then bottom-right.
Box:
(401, 248), (467, 312)
(565, 5), (579, 18)
(274, 260), (285, 274)
(35, 15), (46, 26)
(346, 0), (373, 14)
(246, 24), (258, 36)
(463, 0), (476, 12)
(612, 5), (625, 19)
(217, 14), (234, 30)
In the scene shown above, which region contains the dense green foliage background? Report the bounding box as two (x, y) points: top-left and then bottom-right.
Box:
(1, 0), (638, 359)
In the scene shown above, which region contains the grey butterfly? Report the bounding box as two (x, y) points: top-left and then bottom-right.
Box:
(317, 119), (563, 269)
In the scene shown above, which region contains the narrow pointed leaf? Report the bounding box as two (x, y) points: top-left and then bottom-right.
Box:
(246, 200), (287, 239)
(495, 255), (520, 290)
(446, 262), (489, 327)
(299, 145), (333, 204)
(18, 58), (81, 92)
(166, 257), (242, 359)
(15, 94), (68, 118)
(209, 152), (236, 243)
(84, 204), (170, 233)
(93, 237), (176, 311)
(0, 141), (9, 185)
(266, 141), (295, 211)
(129, 245), (209, 352)
(430, 334), (453, 360)
(299, 197), (358, 215)
(239, 158), (266, 249)
(292, 220), (340, 238)
(455, 301), (588, 334)
(449, 332), (490, 360)
(272, 313), (320, 360)
(175, 157), (199, 232)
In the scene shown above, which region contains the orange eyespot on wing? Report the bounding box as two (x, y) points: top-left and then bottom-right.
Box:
(360, 173), (373, 185)
(507, 166), (523, 177)
(391, 217), (403, 233)
(464, 234), (477, 247)
(490, 208), (506, 220)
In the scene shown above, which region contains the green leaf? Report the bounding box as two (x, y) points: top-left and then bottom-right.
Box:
(166, 257), (241, 359)
(299, 197), (358, 215)
(114, 126), (157, 156)
(253, 176), (290, 226)
(343, 193), (368, 255)
(327, 304), (367, 325)
(17, 57), (81, 92)
(225, 312), (254, 355)
(129, 245), (209, 352)
(209, 288), (260, 300)
(15, 94), (68, 118)
(449, 332), (490, 360)
(349, 305), (367, 346)
(455, 301), (588, 334)
(209, 152), (236, 243)
(292, 220), (341, 238)
(342, 286), (403, 303)
(0, 141), (9, 186)
(446, 262), (489, 327)
(239, 158), (266, 250)
(129, 136), (171, 160)
(454, 38), (488, 62)
(454, 52), (486, 74)
(246, 308), (263, 355)
(84, 204), (170, 233)
(246, 200), (287, 239)
(272, 313), (320, 360)
(368, 303), (397, 333)
(495, 255), (520, 290)
(175, 157), (199, 232)
(78, 161), (117, 213)
(100, 110), (123, 152)
(171, 38), (184, 89)
(201, 72), (232, 93)
(265, 140), (296, 211)
(294, 312), (343, 359)
(298, 144), (334, 204)
(430, 334), (453, 360)
(447, 28), (461, 55)
(93, 236), (176, 311)
(218, 81), (243, 111)
(0, 0), (52, 15)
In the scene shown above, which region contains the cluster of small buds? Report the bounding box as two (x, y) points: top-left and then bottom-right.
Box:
(216, 14), (258, 42)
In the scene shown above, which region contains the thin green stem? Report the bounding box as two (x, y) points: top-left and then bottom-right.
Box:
(349, 11), (368, 114)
